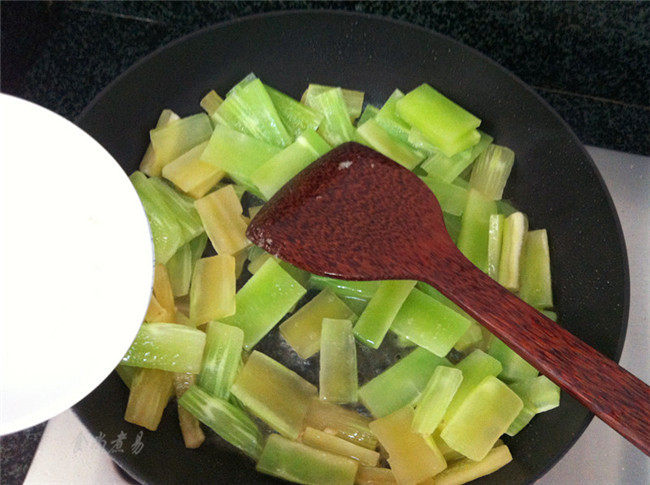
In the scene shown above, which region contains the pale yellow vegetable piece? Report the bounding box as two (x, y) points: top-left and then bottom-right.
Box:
(355, 466), (397, 484)
(162, 141), (225, 199)
(140, 109), (180, 176)
(248, 252), (273, 274)
(234, 249), (248, 279)
(200, 90), (224, 117)
(189, 255), (236, 325)
(172, 372), (205, 449)
(145, 294), (174, 323)
(194, 185), (250, 255)
(153, 263), (176, 317)
(149, 113), (213, 173)
(125, 368), (174, 431)
(431, 445), (512, 485)
(304, 398), (378, 450)
(302, 427), (380, 467)
(369, 406), (447, 485)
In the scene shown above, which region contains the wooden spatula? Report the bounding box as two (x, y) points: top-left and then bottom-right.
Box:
(247, 142), (649, 455)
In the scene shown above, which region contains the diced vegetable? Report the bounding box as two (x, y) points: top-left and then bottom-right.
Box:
(519, 229), (553, 308)
(121, 323), (206, 373)
(443, 213), (462, 243)
(152, 262), (176, 317)
(302, 83), (365, 120)
(419, 131), (493, 182)
(497, 212), (528, 291)
(469, 144), (515, 200)
(357, 104), (379, 126)
(231, 351), (317, 439)
(251, 129), (331, 199)
(179, 385), (263, 459)
(145, 294), (174, 323)
(412, 366), (463, 435)
(487, 214), (505, 279)
(432, 431), (465, 463)
(215, 77), (292, 147)
(194, 185), (250, 255)
(373, 89), (410, 143)
(510, 375), (560, 413)
(265, 85), (324, 138)
(304, 398), (378, 450)
(359, 348), (450, 418)
(353, 280), (416, 349)
(396, 84), (480, 157)
(223, 258), (306, 349)
(488, 337), (538, 383)
(198, 322), (244, 399)
(440, 376), (522, 461)
(309, 275), (379, 299)
(189, 255), (236, 325)
(307, 87), (357, 146)
(457, 189), (498, 271)
(257, 434), (358, 485)
(199, 90), (223, 117)
(454, 322), (484, 353)
(432, 445), (512, 485)
(166, 233), (207, 298)
(302, 427), (380, 466)
(443, 350), (502, 423)
(162, 141), (224, 199)
(201, 124), (281, 191)
(172, 372), (205, 449)
(356, 466), (397, 484)
(497, 199), (518, 217)
(369, 406), (447, 484)
(390, 289), (471, 357)
(149, 113), (213, 172)
(140, 109), (180, 176)
(124, 368), (174, 431)
(116, 364), (137, 388)
(357, 118), (424, 170)
(280, 289), (356, 359)
(339, 295), (369, 315)
(420, 175), (469, 216)
(319, 319), (358, 403)
(148, 177), (205, 243)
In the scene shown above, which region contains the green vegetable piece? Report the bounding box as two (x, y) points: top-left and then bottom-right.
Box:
(179, 385), (263, 459)
(256, 434), (358, 485)
(487, 214), (505, 279)
(443, 349), (503, 423)
(357, 118), (424, 169)
(130, 171), (184, 264)
(302, 83), (365, 120)
(149, 113), (213, 170)
(309, 275), (379, 299)
(320, 319), (358, 404)
(510, 375), (560, 413)
(541, 309), (557, 321)
(497, 198), (518, 216)
(338, 295), (369, 315)
(357, 104), (379, 126)
(420, 175), (469, 216)
(433, 444), (513, 485)
(148, 177), (204, 243)
(457, 189), (498, 271)
(498, 212), (528, 291)
(124, 368), (173, 431)
(454, 321), (484, 353)
(308, 87), (357, 146)
(222, 258), (306, 349)
(121, 323), (206, 373)
(355, 466), (397, 484)
(231, 351), (317, 439)
(412, 366), (463, 436)
(419, 130), (493, 182)
(199, 90), (223, 117)
(353, 280), (416, 349)
(215, 78), (292, 147)
(359, 347), (450, 418)
(390, 289), (471, 357)
(304, 398), (378, 450)
(440, 376), (523, 461)
(165, 233), (207, 297)
(443, 213), (462, 243)
(369, 406), (447, 484)
(189, 255), (236, 325)
(302, 427), (380, 466)
(373, 89), (410, 143)
(265, 85), (324, 138)
(140, 109), (180, 177)
(116, 364), (137, 389)
(198, 322), (244, 399)
(487, 337), (538, 383)
(251, 129), (331, 199)
(469, 144), (515, 200)
(280, 289), (356, 359)
(519, 229), (554, 309)
(201, 124), (281, 192)
(396, 84), (481, 157)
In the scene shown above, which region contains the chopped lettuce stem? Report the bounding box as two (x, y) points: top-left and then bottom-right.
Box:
(319, 318), (358, 403)
(198, 322), (244, 399)
(124, 368), (174, 431)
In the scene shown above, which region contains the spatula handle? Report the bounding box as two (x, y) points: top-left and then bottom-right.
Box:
(421, 251), (650, 456)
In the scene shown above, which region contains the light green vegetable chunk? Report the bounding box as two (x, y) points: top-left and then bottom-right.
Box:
(357, 104), (379, 126)
(199, 90), (223, 117)
(307, 87), (357, 146)
(396, 84), (481, 157)
(121, 323), (206, 373)
(487, 336), (538, 383)
(302, 427), (380, 467)
(198, 322), (244, 399)
(457, 189), (498, 271)
(265, 84), (324, 138)
(251, 129), (331, 199)
(354, 280), (416, 349)
(256, 434), (358, 485)
(147, 177), (204, 243)
(412, 366), (463, 436)
(309, 275), (380, 299)
(319, 319), (358, 403)
(165, 233), (207, 297)
(440, 376), (522, 461)
(454, 321), (484, 353)
(390, 289), (471, 357)
(302, 83), (365, 120)
(469, 144), (515, 200)
(149, 113), (213, 170)
(498, 212), (528, 291)
(373, 89), (410, 143)
(304, 398), (378, 450)
(179, 385), (263, 459)
(357, 118), (424, 169)
(420, 130), (493, 182)
(231, 351), (317, 439)
(487, 214), (505, 279)
(359, 347), (450, 418)
(222, 258), (306, 350)
(432, 444), (512, 485)
(519, 229), (554, 309)
(280, 289), (356, 359)
(420, 175), (469, 216)
(510, 375), (560, 413)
